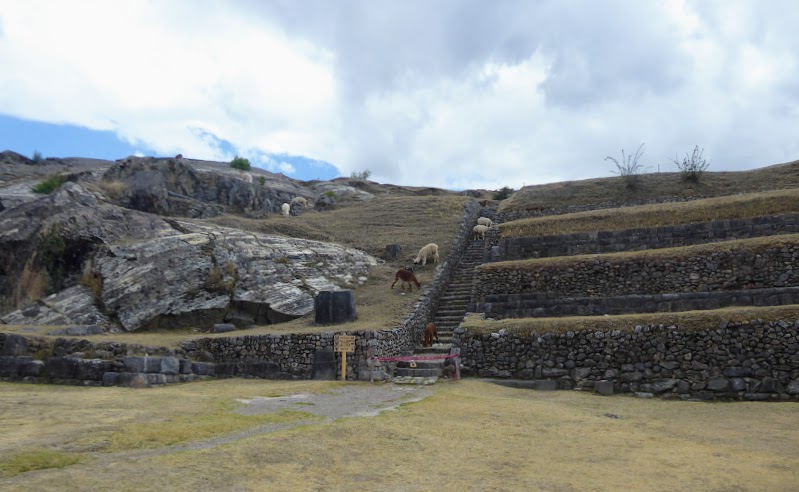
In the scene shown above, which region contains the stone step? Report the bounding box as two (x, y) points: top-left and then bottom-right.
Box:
(414, 346), (452, 355)
(392, 375), (439, 385)
(397, 360), (444, 369)
(394, 367), (441, 378)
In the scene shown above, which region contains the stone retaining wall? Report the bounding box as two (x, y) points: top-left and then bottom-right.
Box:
(473, 287), (799, 319)
(452, 320), (799, 400)
(497, 214), (799, 261)
(473, 239), (799, 302)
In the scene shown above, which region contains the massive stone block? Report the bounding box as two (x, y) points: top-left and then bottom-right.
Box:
(314, 290), (356, 325)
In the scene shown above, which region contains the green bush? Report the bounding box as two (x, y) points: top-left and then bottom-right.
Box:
(259, 176), (266, 186)
(230, 156), (251, 171)
(323, 190), (337, 199)
(31, 174), (65, 194)
(493, 186), (514, 200)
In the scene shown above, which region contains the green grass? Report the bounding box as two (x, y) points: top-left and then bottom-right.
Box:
(462, 305), (799, 335)
(0, 449), (81, 478)
(500, 187), (799, 238)
(499, 159), (799, 213)
(31, 174), (66, 194)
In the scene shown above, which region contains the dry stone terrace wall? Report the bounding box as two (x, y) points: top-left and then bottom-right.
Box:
(452, 321), (799, 400)
(474, 287), (799, 319)
(473, 239), (799, 302)
(496, 214), (799, 261)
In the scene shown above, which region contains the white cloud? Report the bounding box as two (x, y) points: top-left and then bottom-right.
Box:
(0, 0), (798, 190)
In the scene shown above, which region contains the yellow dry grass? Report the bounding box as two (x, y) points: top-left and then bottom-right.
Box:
(462, 305), (799, 335)
(499, 159), (799, 213)
(480, 231), (799, 271)
(0, 380), (796, 491)
(500, 187), (799, 238)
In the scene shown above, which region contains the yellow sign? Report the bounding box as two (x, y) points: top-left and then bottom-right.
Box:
(334, 335), (355, 353)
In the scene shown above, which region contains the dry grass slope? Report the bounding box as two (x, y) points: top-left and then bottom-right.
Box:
(500, 159), (799, 213)
(500, 187), (799, 238)
(0, 380), (796, 491)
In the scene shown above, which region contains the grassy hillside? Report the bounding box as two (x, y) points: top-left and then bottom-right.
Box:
(499, 159), (799, 213)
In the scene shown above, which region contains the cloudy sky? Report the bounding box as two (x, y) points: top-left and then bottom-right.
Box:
(1, 0), (798, 189)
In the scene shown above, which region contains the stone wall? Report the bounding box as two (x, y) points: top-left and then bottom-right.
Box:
(496, 214), (799, 261)
(452, 320), (799, 400)
(473, 286), (799, 319)
(0, 199), (483, 385)
(473, 238), (799, 302)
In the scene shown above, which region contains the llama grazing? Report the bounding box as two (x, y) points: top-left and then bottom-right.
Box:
(413, 243), (439, 265)
(291, 196), (307, 207)
(423, 322), (439, 347)
(241, 172), (253, 184)
(391, 268), (421, 291)
(281, 203), (291, 217)
(473, 224), (489, 240)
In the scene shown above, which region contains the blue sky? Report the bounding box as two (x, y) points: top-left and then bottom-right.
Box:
(0, 113), (340, 181)
(1, 1), (798, 190)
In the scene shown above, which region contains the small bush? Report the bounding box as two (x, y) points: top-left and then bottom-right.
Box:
(230, 156), (251, 171)
(323, 190), (337, 199)
(493, 186), (514, 201)
(259, 176), (266, 186)
(31, 174), (66, 194)
(350, 169), (372, 180)
(606, 143), (648, 189)
(671, 145), (710, 182)
(31, 150), (43, 164)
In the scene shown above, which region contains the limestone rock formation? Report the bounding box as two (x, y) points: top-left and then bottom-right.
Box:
(0, 176), (377, 331)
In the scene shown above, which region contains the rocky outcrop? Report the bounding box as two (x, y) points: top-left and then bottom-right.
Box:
(310, 182), (374, 202)
(0, 180), (377, 331)
(101, 156), (314, 218)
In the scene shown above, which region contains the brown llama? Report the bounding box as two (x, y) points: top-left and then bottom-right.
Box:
(423, 322), (439, 347)
(391, 268), (421, 291)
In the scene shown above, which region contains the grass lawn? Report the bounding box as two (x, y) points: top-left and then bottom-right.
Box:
(0, 380), (796, 491)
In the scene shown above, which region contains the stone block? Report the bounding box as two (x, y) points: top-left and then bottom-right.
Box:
(0, 356), (20, 377)
(723, 367), (752, 378)
(191, 362), (211, 376)
(787, 378), (799, 395)
(729, 378), (747, 392)
(311, 350), (337, 380)
(530, 379), (558, 391)
(213, 323), (236, 334)
(385, 244), (402, 259)
(123, 356), (146, 373)
(244, 360), (282, 379)
(314, 290), (357, 325)
(215, 362), (238, 377)
(1, 334), (28, 356)
(102, 372), (120, 386)
(147, 373), (167, 385)
(75, 359), (113, 381)
(595, 380), (614, 395)
(18, 359), (43, 378)
(45, 357), (79, 380)
(118, 373), (148, 388)
(179, 359), (193, 374)
(706, 377), (729, 392)
(160, 356), (180, 375)
(144, 357), (162, 373)
(639, 379), (678, 394)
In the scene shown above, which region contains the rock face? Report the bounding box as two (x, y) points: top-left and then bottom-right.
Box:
(0, 169), (377, 331)
(102, 156), (314, 218)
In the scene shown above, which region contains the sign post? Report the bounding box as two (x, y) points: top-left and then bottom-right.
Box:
(334, 335), (355, 380)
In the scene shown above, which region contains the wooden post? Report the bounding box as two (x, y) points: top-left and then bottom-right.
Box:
(334, 335), (355, 381)
(454, 355), (461, 381)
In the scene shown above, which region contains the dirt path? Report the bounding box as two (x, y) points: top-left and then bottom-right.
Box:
(107, 383), (434, 460)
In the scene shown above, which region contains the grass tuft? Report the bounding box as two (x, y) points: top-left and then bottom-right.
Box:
(0, 449), (81, 478)
(31, 174), (66, 194)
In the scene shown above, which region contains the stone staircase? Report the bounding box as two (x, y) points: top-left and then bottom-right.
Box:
(393, 207), (497, 383)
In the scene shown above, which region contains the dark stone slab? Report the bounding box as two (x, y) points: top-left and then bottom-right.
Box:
(244, 360), (282, 379)
(102, 372), (120, 386)
(1, 334), (28, 356)
(75, 359), (114, 381)
(314, 290), (356, 325)
(18, 359), (43, 377)
(191, 362), (212, 376)
(179, 359), (193, 374)
(385, 244), (402, 259)
(311, 350), (337, 380)
(123, 356), (146, 373)
(212, 323), (236, 334)
(0, 356), (20, 377)
(45, 357), (79, 380)
(595, 380), (615, 395)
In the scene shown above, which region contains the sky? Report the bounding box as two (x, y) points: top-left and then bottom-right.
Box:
(1, 1), (798, 190)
